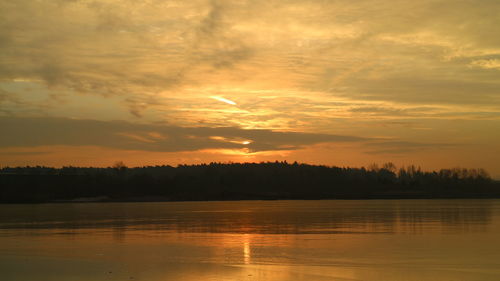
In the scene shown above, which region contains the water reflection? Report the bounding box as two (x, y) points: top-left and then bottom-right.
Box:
(243, 234), (251, 265)
(112, 225), (126, 242)
(0, 200), (495, 236)
(1, 200), (500, 281)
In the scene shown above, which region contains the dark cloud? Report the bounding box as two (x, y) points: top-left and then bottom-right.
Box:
(364, 140), (456, 155)
(343, 76), (500, 105)
(0, 116), (369, 153)
(0, 151), (51, 156)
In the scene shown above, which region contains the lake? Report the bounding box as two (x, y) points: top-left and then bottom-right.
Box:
(1, 199), (500, 281)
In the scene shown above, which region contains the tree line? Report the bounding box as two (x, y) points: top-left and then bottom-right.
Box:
(0, 161), (498, 203)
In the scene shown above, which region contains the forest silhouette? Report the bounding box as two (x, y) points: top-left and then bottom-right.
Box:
(1, 162), (499, 203)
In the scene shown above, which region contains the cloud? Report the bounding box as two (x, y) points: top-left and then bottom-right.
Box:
(364, 140), (456, 155)
(0, 0), (499, 131)
(470, 59), (500, 70)
(0, 116), (369, 153)
(1, 0), (499, 108)
(0, 0), (256, 117)
(0, 151), (52, 156)
(339, 75), (500, 105)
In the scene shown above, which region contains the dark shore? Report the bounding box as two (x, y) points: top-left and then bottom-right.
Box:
(1, 162), (499, 204)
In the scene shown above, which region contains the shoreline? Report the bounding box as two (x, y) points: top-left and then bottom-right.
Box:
(4, 194), (500, 204)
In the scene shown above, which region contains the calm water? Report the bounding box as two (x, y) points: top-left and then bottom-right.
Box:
(1, 199), (500, 281)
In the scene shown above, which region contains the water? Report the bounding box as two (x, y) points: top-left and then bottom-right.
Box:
(1, 199), (500, 281)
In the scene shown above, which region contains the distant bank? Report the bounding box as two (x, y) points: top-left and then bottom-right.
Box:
(1, 162), (499, 203)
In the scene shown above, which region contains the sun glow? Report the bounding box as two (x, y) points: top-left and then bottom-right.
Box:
(209, 136), (252, 146)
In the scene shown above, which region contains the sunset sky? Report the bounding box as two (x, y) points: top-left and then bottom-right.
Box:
(1, 0), (500, 177)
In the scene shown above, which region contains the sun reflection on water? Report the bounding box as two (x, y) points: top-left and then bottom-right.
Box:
(243, 234), (251, 265)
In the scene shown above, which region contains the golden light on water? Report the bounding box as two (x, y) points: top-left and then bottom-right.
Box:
(243, 234), (251, 265)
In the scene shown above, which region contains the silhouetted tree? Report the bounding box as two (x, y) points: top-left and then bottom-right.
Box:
(0, 162), (498, 203)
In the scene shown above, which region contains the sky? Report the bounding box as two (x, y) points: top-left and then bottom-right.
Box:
(1, 0), (500, 177)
